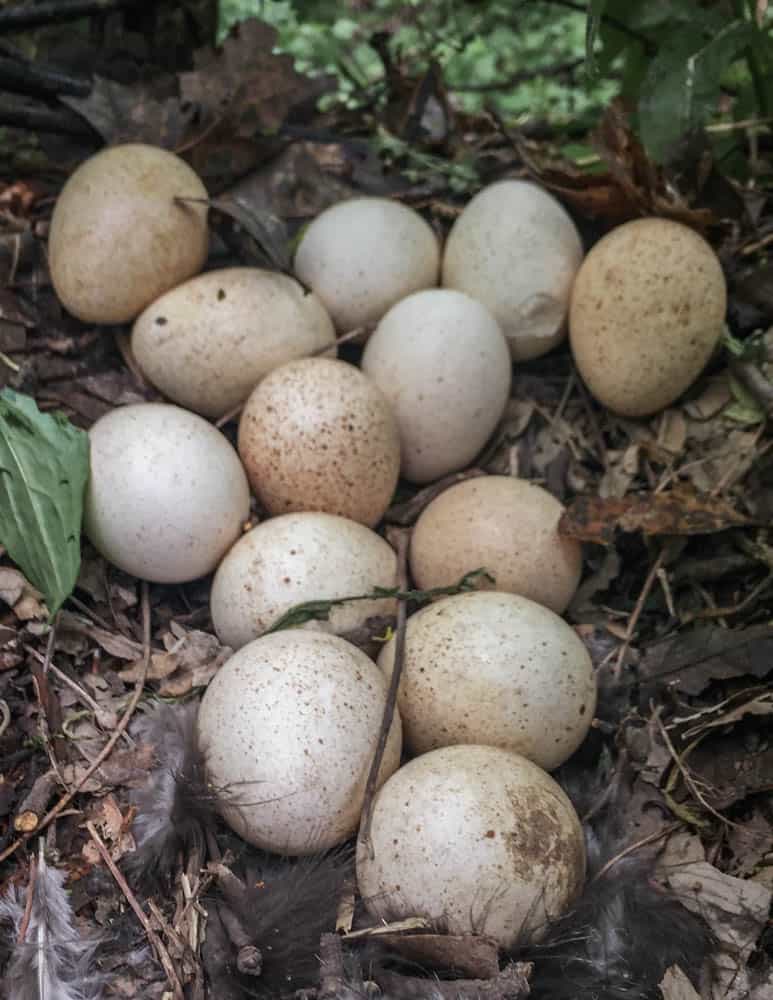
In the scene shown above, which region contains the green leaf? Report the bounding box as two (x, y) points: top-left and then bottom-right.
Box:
(585, 0), (608, 78)
(638, 19), (754, 162)
(0, 390), (89, 617)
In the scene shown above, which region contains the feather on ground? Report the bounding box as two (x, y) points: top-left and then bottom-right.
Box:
(123, 700), (218, 889)
(0, 849), (104, 1000)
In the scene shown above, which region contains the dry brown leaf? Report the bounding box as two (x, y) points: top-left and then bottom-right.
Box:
(559, 487), (751, 545)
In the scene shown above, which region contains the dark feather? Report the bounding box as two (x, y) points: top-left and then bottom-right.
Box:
(0, 851), (104, 1000)
(519, 857), (712, 1000)
(223, 848), (353, 996)
(123, 701), (218, 890)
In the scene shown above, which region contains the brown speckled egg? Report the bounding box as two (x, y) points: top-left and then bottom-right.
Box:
(410, 476), (582, 614)
(378, 591), (596, 769)
(210, 512), (397, 648)
(569, 218), (726, 417)
(356, 745), (586, 945)
(197, 630), (402, 854)
(238, 358), (400, 527)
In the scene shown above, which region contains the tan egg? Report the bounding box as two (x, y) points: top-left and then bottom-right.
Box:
(49, 144), (208, 324)
(378, 591), (596, 769)
(197, 630), (402, 854)
(442, 180), (583, 361)
(131, 268), (336, 419)
(83, 403), (250, 583)
(360, 290), (511, 484)
(238, 358), (400, 527)
(410, 475), (582, 614)
(211, 512), (397, 648)
(293, 197), (440, 333)
(569, 217), (727, 417)
(356, 745), (586, 946)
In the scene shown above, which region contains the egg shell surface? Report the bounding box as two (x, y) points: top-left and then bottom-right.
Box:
(49, 143), (208, 324)
(360, 290), (511, 484)
(84, 403), (250, 583)
(238, 358), (401, 527)
(442, 180), (583, 361)
(356, 744), (586, 946)
(131, 268), (336, 418)
(410, 475), (582, 614)
(293, 197), (440, 333)
(211, 512), (398, 648)
(197, 630), (402, 854)
(378, 591), (595, 769)
(569, 217), (727, 417)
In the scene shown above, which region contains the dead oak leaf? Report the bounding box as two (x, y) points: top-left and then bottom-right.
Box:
(181, 18), (333, 138)
(559, 487), (751, 545)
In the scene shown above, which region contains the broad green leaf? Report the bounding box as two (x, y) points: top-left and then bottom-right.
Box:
(0, 390), (89, 617)
(638, 20), (754, 162)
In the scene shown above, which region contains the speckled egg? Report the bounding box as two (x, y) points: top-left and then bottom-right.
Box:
(293, 197), (440, 333)
(442, 180), (583, 361)
(131, 268), (336, 418)
(410, 476), (582, 614)
(197, 630), (402, 854)
(569, 218), (727, 417)
(211, 512), (397, 648)
(360, 290), (511, 484)
(49, 143), (208, 324)
(356, 744), (586, 945)
(378, 591), (596, 769)
(84, 403), (250, 583)
(238, 358), (400, 527)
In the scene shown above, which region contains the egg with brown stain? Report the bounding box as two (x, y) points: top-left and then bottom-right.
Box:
(238, 358), (400, 527)
(356, 744), (585, 946)
(569, 218), (726, 417)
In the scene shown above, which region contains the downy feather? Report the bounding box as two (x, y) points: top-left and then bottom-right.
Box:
(0, 852), (103, 1000)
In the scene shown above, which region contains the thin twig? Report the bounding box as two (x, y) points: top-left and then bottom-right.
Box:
(86, 820), (184, 999)
(0, 698), (9, 738)
(357, 528), (410, 858)
(593, 822), (682, 881)
(652, 704), (733, 829)
(0, 582), (151, 864)
(613, 548), (665, 676)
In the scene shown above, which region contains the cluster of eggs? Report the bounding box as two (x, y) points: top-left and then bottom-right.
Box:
(49, 142), (727, 945)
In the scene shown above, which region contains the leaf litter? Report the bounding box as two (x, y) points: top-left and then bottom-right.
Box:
(0, 7), (772, 1000)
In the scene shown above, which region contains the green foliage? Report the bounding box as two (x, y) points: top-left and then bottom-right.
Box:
(219, 0), (616, 123)
(219, 0), (773, 171)
(0, 390), (89, 616)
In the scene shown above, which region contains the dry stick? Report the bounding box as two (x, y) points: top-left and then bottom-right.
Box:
(13, 770), (58, 834)
(651, 705), (734, 829)
(0, 582), (151, 866)
(613, 548), (665, 677)
(0, 0), (145, 32)
(358, 528), (410, 859)
(16, 851), (38, 944)
(86, 820), (184, 1000)
(591, 822), (682, 882)
(0, 698), (9, 738)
